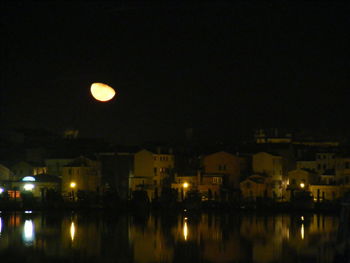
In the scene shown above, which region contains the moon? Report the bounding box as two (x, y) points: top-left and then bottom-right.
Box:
(90, 83), (116, 102)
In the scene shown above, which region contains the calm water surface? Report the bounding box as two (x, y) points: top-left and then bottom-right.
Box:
(0, 210), (349, 263)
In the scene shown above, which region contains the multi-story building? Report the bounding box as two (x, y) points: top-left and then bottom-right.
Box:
(335, 156), (350, 185)
(240, 175), (267, 201)
(11, 161), (47, 180)
(45, 158), (74, 177)
(61, 156), (101, 198)
(201, 151), (240, 189)
(252, 152), (284, 199)
(315, 152), (336, 175)
(130, 148), (174, 200)
(296, 160), (317, 173)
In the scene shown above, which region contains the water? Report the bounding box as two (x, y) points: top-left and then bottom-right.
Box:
(0, 210), (348, 262)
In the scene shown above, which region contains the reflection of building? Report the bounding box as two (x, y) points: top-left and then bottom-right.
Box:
(129, 216), (173, 263)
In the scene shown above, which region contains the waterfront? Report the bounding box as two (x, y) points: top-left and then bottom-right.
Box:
(0, 211), (348, 262)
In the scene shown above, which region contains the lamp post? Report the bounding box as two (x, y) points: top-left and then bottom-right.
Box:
(70, 182), (76, 201)
(183, 182), (189, 200)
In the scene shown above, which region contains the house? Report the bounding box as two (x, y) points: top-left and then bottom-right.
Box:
(309, 185), (341, 202)
(97, 151), (134, 200)
(240, 175), (267, 201)
(11, 161), (47, 180)
(11, 174), (61, 200)
(45, 158), (74, 177)
(198, 173), (225, 201)
(201, 151), (240, 189)
(171, 171), (199, 201)
(61, 156), (102, 198)
(130, 148), (174, 200)
(252, 152), (283, 199)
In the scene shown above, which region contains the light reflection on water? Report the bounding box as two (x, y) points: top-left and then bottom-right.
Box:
(0, 211), (348, 262)
(23, 219), (34, 245)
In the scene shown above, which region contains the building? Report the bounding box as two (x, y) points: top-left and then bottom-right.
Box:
(10, 175), (61, 200)
(296, 160), (317, 173)
(201, 151), (240, 189)
(11, 161), (47, 180)
(45, 158), (74, 177)
(171, 171), (199, 201)
(61, 156), (102, 199)
(252, 152), (284, 199)
(130, 148), (174, 200)
(97, 151), (134, 200)
(335, 156), (350, 185)
(240, 175), (267, 201)
(309, 185), (341, 202)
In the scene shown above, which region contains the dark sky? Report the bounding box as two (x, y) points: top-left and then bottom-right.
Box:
(1, 2), (349, 144)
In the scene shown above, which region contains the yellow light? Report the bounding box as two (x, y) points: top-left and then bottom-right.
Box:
(300, 183), (305, 188)
(90, 83), (116, 102)
(301, 224), (304, 240)
(301, 216), (304, 221)
(70, 222), (75, 241)
(183, 221), (188, 241)
(70, 182), (76, 188)
(183, 182), (189, 189)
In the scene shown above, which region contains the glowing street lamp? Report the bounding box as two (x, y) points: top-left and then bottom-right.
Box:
(182, 182), (189, 201)
(70, 182), (76, 201)
(300, 182), (305, 189)
(0, 187), (4, 194)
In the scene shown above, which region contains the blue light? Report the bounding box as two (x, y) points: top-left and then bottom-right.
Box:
(22, 176), (36, 182)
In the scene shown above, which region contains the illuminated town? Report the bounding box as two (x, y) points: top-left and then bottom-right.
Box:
(0, 127), (349, 212)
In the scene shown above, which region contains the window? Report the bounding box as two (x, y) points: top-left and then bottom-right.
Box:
(154, 168), (157, 175)
(213, 177), (222, 184)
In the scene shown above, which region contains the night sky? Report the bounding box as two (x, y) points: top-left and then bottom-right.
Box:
(1, 2), (349, 144)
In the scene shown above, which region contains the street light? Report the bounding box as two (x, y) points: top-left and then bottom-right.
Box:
(182, 182), (189, 201)
(300, 182), (305, 189)
(70, 182), (76, 201)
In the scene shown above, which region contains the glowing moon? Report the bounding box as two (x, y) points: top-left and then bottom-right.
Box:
(90, 83), (116, 102)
